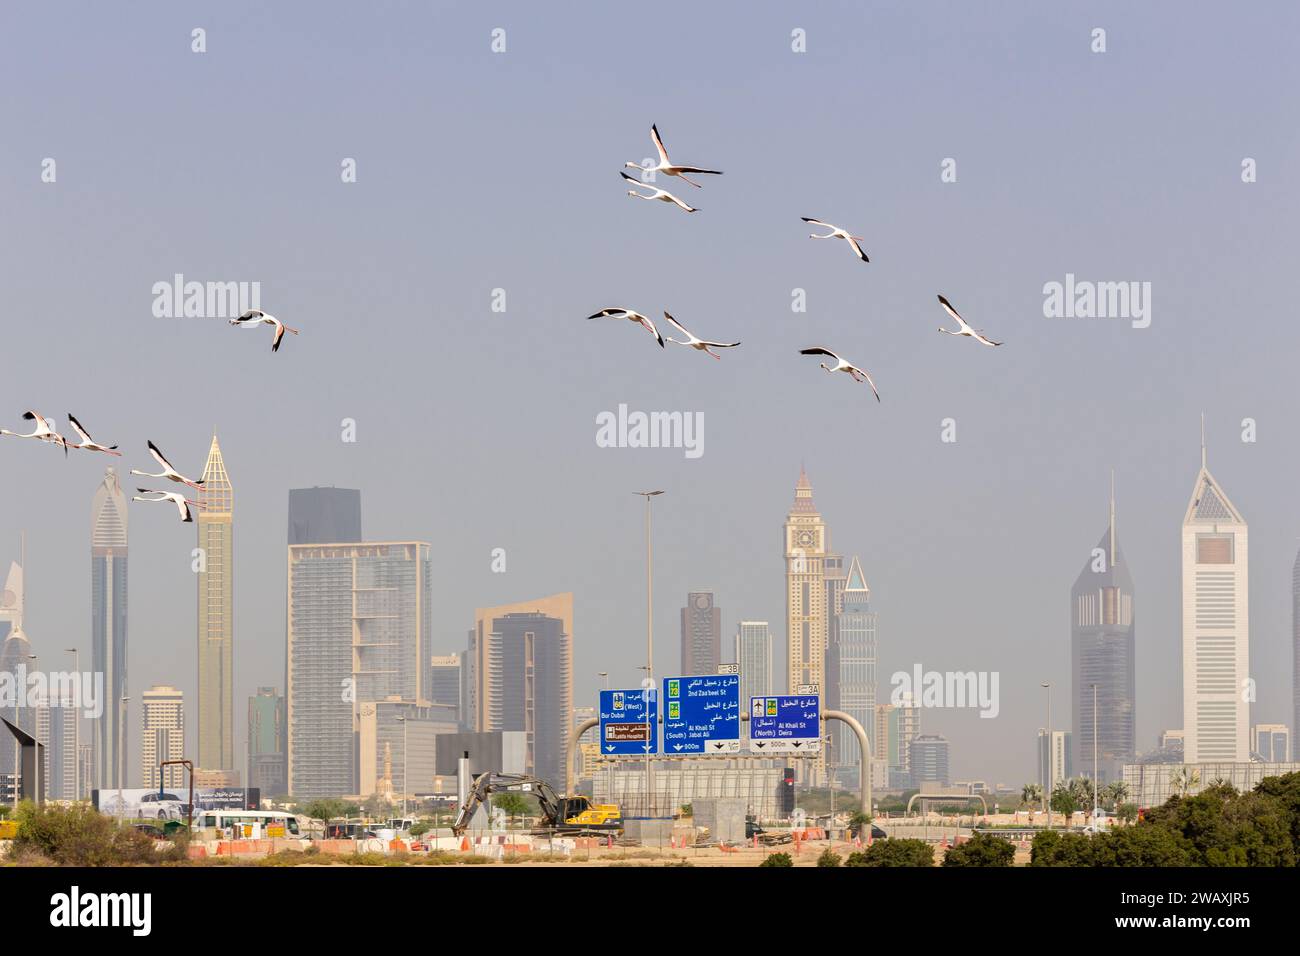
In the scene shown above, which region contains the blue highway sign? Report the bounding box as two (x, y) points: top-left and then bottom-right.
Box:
(599, 688), (658, 755)
(748, 694), (822, 753)
(662, 674), (741, 755)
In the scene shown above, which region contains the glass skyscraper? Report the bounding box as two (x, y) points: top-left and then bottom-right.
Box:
(469, 594), (573, 789)
(287, 542), (432, 798)
(91, 468), (128, 789)
(1071, 478), (1135, 782)
(831, 556), (876, 779)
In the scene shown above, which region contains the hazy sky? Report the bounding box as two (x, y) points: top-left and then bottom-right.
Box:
(2, 2), (1298, 787)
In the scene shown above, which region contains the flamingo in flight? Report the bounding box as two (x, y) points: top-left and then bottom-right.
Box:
(230, 310), (300, 352)
(663, 312), (740, 359)
(130, 441), (204, 491)
(620, 172), (697, 213)
(625, 124), (723, 188)
(0, 411), (70, 454)
(67, 414), (121, 456)
(133, 488), (200, 523)
(587, 308), (665, 348)
(801, 218), (870, 263)
(799, 347), (881, 401)
(937, 295), (1002, 346)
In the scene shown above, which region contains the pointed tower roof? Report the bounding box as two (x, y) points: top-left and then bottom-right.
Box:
(91, 467), (129, 549)
(1073, 474), (1133, 593)
(791, 467), (818, 514)
(199, 433), (233, 514)
(1182, 427), (1244, 527)
(843, 555), (871, 600)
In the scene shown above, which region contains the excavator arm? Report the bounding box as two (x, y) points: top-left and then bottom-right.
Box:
(451, 773), (568, 836)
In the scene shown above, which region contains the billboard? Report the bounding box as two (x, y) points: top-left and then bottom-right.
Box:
(93, 787), (260, 820)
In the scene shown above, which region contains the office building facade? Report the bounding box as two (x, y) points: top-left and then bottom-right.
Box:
(1071, 480), (1136, 782)
(91, 469), (129, 789)
(287, 541), (433, 798)
(197, 435), (235, 775)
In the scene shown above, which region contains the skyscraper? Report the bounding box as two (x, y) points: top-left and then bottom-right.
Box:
(248, 687), (286, 795)
(469, 594), (573, 788)
(287, 487), (361, 545)
(1181, 430), (1249, 763)
(876, 697), (920, 787)
(1071, 477), (1136, 783)
(785, 468), (828, 693)
(822, 554), (847, 739)
(287, 541), (432, 798)
(427, 654), (462, 726)
(197, 435), (234, 775)
(680, 590), (721, 675)
(91, 468), (128, 790)
(1038, 729), (1072, 794)
(910, 734), (951, 787)
(831, 556), (876, 779)
(735, 621), (772, 715)
(141, 685), (185, 789)
(0, 604), (32, 803)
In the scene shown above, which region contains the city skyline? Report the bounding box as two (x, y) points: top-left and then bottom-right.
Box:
(4, 3), (1300, 790)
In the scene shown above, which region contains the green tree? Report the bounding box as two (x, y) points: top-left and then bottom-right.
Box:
(1050, 783), (1078, 825)
(942, 832), (1015, 867)
(760, 852), (794, 867)
(299, 798), (356, 822)
(1030, 828), (1093, 866)
(1091, 824), (1193, 867)
(844, 838), (934, 867)
(816, 848), (842, 867)
(846, 810), (871, 838)
(493, 793), (529, 826)
(1020, 783), (1042, 809)
(1116, 802), (1139, 825)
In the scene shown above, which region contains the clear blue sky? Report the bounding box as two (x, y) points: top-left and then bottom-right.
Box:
(2, 1), (1298, 786)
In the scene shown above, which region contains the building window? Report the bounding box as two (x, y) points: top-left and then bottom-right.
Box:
(1196, 534), (1233, 564)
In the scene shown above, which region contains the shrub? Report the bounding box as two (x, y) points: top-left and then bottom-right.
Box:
(816, 848), (842, 867)
(844, 838), (934, 867)
(942, 833), (1014, 867)
(760, 852), (794, 867)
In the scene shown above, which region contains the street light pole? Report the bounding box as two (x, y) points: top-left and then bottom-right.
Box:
(1041, 681), (1052, 827)
(635, 491), (663, 817)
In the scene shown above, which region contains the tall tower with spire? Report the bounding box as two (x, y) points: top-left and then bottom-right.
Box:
(831, 556), (876, 781)
(1070, 473), (1135, 783)
(91, 468), (129, 789)
(197, 434), (235, 775)
(1181, 421), (1249, 763)
(785, 468), (828, 696)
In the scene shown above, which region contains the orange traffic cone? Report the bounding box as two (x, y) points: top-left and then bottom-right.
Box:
(459, 836), (470, 852)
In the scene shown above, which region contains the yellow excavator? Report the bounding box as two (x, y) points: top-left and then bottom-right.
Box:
(451, 772), (622, 836)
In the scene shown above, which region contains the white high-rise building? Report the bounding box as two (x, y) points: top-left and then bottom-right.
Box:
(141, 685), (185, 790)
(735, 622), (772, 718)
(1181, 428), (1249, 763)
